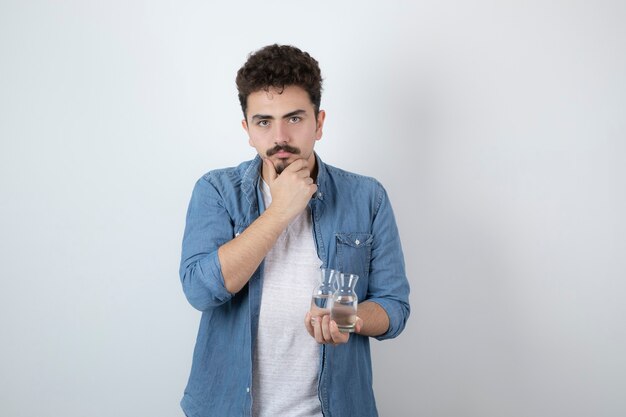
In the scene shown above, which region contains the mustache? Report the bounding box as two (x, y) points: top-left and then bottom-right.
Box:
(266, 144), (301, 157)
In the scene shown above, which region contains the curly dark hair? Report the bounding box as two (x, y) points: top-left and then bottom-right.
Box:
(236, 44), (323, 120)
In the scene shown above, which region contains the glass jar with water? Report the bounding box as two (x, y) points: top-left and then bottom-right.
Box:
(330, 273), (359, 333)
(310, 268), (338, 318)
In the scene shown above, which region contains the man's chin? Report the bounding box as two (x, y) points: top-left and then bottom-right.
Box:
(275, 158), (289, 174)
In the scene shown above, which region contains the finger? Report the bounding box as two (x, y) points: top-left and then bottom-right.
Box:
(330, 320), (349, 344)
(321, 315), (333, 343)
(295, 169), (311, 178)
(354, 316), (363, 334)
(263, 158), (278, 183)
(312, 313), (325, 344)
(304, 312), (315, 337)
(283, 158), (307, 172)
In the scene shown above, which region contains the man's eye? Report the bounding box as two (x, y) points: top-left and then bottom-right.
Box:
(288, 116), (301, 123)
(257, 120), (270, 127)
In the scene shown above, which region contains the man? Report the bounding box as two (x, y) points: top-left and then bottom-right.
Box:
(179, 44), (410, 417)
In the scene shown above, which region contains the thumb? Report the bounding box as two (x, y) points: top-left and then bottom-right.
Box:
(263, 158), (278, 183)
(355, 317), (363, 334)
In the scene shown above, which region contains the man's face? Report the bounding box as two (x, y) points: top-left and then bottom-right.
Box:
(242, 85), (325, 175)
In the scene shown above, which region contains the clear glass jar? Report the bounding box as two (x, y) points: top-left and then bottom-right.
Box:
(310, 268), (338, 319)
(331, 273), (359, 333)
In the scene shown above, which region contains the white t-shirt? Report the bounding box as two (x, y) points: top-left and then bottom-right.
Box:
(251, 180), (323, 417)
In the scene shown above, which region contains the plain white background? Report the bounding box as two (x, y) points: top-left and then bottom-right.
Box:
(1, 1), (625, 416)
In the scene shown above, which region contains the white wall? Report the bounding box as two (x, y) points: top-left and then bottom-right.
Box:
(1, 1), (625, 416)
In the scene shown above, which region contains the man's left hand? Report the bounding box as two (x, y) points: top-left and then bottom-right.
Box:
(304, 312), (363, 345)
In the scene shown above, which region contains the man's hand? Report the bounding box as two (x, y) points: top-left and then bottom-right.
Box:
(217, 158), (317, 295)
(264, 158), (317, 223)
(304, 312), (363, 345)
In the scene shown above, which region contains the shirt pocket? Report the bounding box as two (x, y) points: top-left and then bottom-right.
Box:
(335, 232), (373, 279)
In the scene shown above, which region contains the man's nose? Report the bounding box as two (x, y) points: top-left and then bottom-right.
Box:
(274, 122), (290, 143)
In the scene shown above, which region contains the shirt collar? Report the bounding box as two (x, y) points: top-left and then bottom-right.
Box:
(313, 152), (327, 201)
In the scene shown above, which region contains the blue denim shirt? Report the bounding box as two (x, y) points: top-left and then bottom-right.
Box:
(180, 154), (410, 417)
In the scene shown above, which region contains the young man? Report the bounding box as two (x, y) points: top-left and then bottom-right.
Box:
(179, 44), (410, 417)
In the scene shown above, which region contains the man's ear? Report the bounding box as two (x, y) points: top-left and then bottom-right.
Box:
(242, 119), (253, 147)
(315, 110), (326, 141)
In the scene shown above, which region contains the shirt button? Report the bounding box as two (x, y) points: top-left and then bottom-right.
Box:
(246, 387), (250, 393)
(355, 239), (360, 246)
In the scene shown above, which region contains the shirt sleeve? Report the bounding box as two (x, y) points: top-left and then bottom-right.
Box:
(365, 182), (411, 340)
(179, 175), (235, 311)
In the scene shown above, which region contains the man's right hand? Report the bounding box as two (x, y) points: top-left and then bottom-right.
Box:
(218, 158), (317, 294)
(263, 158), (317, 223)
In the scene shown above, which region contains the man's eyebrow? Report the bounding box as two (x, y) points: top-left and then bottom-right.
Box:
(250, 110), (307, 122)
(282, 109), (306, 118)
(250, 114), (274, 121)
